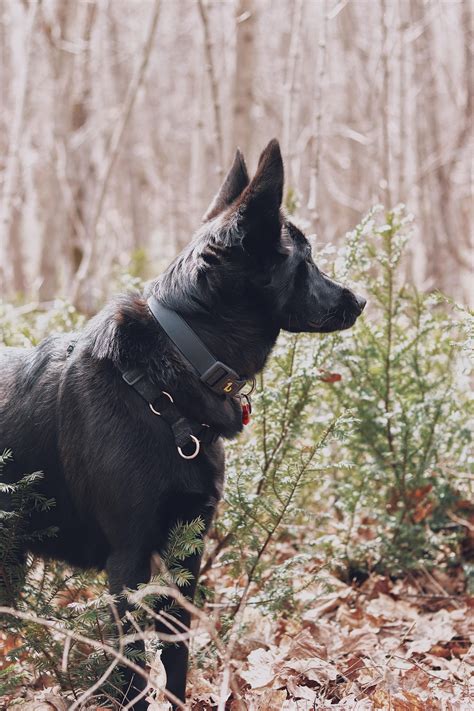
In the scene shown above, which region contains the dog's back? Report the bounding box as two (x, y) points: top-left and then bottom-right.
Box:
(1, 336), (68, 462)
(0, 336), (111, 567)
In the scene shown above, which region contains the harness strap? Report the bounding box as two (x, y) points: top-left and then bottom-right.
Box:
(120, 367), (219, 455)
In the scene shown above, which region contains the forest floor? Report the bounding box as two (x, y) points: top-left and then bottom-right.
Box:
(184, 566), (474, 711)
(3, 566), (473, 711)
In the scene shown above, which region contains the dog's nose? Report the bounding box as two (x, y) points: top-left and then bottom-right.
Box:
(355, 294), (367, 312)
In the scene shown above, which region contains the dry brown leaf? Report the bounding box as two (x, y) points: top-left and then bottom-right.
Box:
(366, 594), (419, 621)
(371, 689), (432, 711)
(342, 655), (366, 681)
(0, 632), (25, 669)
(297, 623), (333, 660)
(360, 575), (393, 598)
(285, 628), (328, 660)
(334, 626), (379, 656)
(301, 585), (352, 621)
(336, 604), (382, 631)
(252, 689), (287, 709)
(240, 647), (280, 689)
(10, 697), (68, 711)
(279, 656), (339, 684)
(287, 683), (318, 702)
(406, 608), (461, 655)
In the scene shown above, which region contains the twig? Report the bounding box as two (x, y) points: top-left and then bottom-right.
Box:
(0, 605), (185, 710)
(70, 654), (120, 710)
(196, 0), (224, 177)
(233, 418), (339, 623)
(448, 512), (474, 532)
(418, 563), (462, 608)
(132, 584), (243, 707)
(70, 0), (162, 303)
(68, 601), (124, 711)
(256, 335), (299, 494)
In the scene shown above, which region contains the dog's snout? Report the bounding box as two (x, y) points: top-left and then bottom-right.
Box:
(355, 294), (367, 312)
(342, 288), (366, 315)
(342, 288), (367, 316)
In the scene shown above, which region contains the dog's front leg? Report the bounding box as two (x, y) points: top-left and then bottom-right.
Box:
(155, 495), (216, 709)
(106, 547), (151, 710)
(156, 549), (202, 707)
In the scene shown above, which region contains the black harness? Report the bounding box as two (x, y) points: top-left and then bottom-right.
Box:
(67, 297), (250, 459)
(119, 296), (250, 460)
(118, 369), (219, 460)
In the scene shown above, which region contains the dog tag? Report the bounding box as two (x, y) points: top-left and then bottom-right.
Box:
(241, 394), (252, 425)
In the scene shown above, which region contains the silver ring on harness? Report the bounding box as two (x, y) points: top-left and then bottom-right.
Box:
(149, 391), (174, 416)
(177, 435), (200, 460)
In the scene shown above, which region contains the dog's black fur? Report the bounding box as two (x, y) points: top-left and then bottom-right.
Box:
(0, 140), (365, 708)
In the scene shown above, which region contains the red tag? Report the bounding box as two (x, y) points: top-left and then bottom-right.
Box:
(242, 402), (251, 425)
(318, 370), (342, 383)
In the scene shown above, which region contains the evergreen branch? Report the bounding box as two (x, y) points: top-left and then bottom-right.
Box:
(0, 605), (186, 710)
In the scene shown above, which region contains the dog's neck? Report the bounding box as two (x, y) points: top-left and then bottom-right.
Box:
(150, 289), (279, 381)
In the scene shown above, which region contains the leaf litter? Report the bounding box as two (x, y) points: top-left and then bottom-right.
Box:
(2, 571), (472, 709)
(186, 572), (473, 710)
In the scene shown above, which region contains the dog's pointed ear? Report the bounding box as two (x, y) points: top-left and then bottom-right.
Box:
(203, 149), (249, 221)
(238, 139), (285, 256)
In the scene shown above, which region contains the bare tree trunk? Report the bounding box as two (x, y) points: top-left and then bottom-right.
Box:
(233, 0), (256, 157)
(70, 0), (161, 309)
(109, 9), (148, 255)
(308, 0), (328, 228)
(197, 0), (225, 177)
(9, 188), (25, 295)
(282, 0), (304, 188)
(411, 0), (469, 292)
(0, 0), (39, 295)
(189, 70), (206, 229)
(397, 0), (407, 205)
(379, 0), (392, 208)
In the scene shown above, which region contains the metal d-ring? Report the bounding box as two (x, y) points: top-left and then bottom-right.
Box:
(149, 391), (174, 416)
(241, 377), (256, 397)
(177, 435), (200, 460)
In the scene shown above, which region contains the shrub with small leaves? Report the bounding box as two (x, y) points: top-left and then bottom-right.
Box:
(323, 206), (473, 576)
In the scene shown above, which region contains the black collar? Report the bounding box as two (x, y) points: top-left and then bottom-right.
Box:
(147, 295), (247, 397)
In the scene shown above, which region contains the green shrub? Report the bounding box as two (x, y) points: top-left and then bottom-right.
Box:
(325, 206), (472, 576)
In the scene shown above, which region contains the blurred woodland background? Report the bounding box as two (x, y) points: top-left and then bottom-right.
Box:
(0, 0), (472, 311)
(1, 2), (473, 707)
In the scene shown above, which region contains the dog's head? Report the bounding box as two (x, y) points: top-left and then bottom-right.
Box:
(161, 139), (365, 335)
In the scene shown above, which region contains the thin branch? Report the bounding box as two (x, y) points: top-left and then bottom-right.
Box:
(0, 604), (186, 710)
(131, 584), (243, 707)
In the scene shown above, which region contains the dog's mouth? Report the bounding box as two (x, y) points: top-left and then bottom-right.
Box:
(285, 294), (366, 334)
(307, 305), (365, 333)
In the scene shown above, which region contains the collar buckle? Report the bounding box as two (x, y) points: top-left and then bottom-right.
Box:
(200, 361), (246, 396)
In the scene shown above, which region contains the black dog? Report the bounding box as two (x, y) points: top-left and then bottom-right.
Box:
(0, 140), (365, 708)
